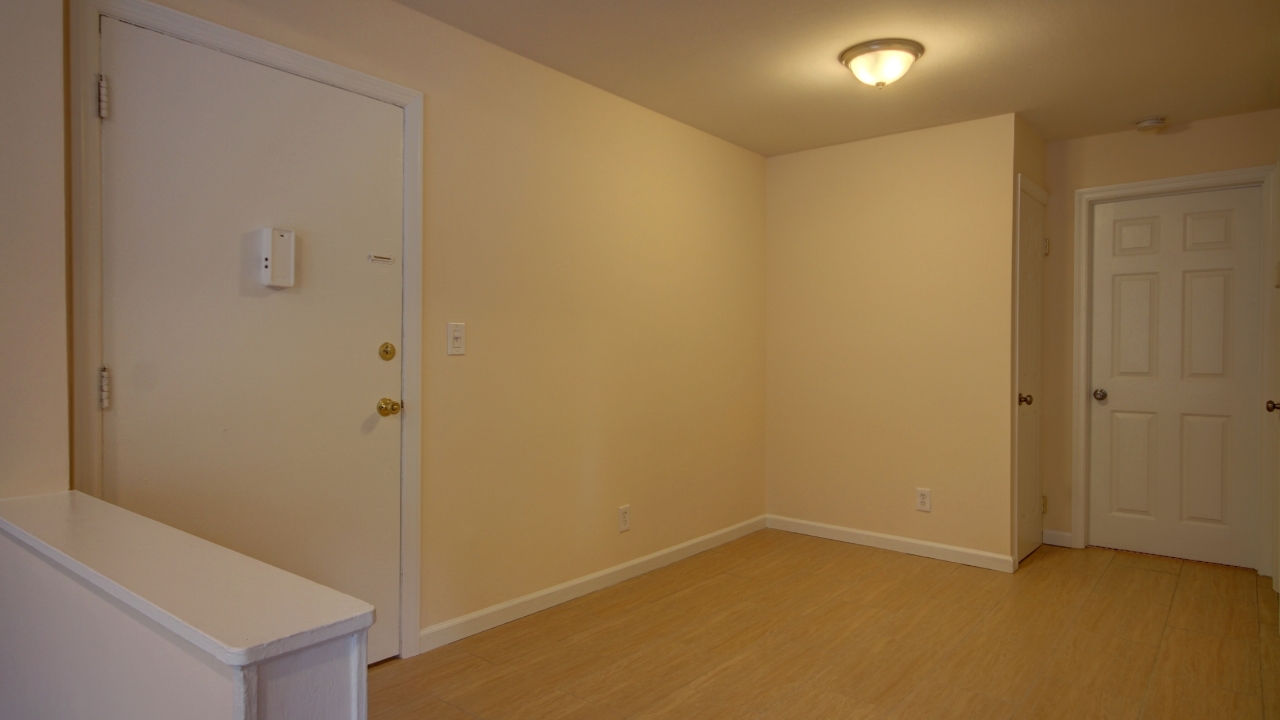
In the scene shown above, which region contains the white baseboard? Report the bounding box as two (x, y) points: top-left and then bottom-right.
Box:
(1042, 529), (1073, 548)
(765, 515), (1016, 574)
(417, 514), (767, 652)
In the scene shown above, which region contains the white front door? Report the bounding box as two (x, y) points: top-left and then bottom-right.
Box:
(1089, 186), (1264, 567)
(99, 18), (404, 661)
(1016, 180), (1047, 561)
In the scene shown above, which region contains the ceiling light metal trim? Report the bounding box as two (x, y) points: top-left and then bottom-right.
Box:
(1135, 116), (1166, 132)
(839, 39), (925, 88)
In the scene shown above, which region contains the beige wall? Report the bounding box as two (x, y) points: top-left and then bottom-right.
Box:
(766, 114), (1017, 558)
(0, 0), (70, 499)
(145, 0), (767, 626)
(20, 0), (1274, 637)
(1013, 117), (1047, 190)
(1041, 109), (1280, 534)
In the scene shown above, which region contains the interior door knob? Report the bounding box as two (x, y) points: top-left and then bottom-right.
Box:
(1018, 394), (1033, 405)
(376, 398), (402, 416)
(1093, 389), (1107, 401)
(1268, 401), (1278, 413)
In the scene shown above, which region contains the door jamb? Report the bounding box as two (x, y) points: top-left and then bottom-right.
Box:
(69, 0), (425, 657)
(1013, 174), (1049, 568)
(1071, 166), (1277, 577)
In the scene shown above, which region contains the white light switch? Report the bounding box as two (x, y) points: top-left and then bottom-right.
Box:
(256, 227), (295, 288)
(447, 323), (465, 355)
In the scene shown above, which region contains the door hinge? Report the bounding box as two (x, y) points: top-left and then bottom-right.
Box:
(99, 367), (111, 410)
(1042, 496), (1048, 514)
(97, 74), (109, 119)
(1043, 237), (1050, 257)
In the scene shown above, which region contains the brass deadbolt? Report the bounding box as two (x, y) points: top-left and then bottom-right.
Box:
(377, 398), (402, 416)
(379, 342), (396, 361)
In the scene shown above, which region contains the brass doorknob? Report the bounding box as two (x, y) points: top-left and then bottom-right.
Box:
(377, 398), (402, 416)
(1093, 389), (1108, 401)
(1268, 401), (1278, 413)
(1018, 394), (1033, 406)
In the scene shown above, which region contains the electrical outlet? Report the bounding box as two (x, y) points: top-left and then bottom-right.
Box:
(618, 505), (631, 532)
(915, 488), (931, 512)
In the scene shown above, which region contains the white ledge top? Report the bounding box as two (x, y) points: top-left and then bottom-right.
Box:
(0, 491), (373, 666)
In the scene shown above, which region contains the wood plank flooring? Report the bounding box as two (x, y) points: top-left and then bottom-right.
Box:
(370, 530), (1280, 719)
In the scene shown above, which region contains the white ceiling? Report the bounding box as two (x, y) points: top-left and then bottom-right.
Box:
(392, 0), (1280, 157)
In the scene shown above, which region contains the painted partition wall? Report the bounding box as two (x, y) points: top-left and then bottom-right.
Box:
(0, 492), (373, 720)
(148, 0), (768, 632)
(1014, 117), (1047, 190)
(0, 0), (70, 499)
(766, 114), (1018, 563)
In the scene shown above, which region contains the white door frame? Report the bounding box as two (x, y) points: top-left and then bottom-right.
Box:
(1013, 173), (1049, 568)
(1071, 166), (1277, 578)
(70, 0), (424, 657)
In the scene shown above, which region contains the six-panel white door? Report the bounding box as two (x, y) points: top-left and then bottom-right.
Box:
(1089, 186), (1263, 567)
(99, 18), (404, 661)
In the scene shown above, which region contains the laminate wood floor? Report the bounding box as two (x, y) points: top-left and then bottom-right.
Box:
(370, 530), (1280, 719)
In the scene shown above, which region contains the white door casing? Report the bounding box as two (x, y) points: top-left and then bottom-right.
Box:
(71, 0), (424, 659)
(1088, 186), (1263, 567)
(1015, 176), (1048, 562)
(1274, 157), (1280, 595)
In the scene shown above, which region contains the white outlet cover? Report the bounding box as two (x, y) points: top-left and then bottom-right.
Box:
(915, 488), (931, 512)
(618, 505), (631, 532)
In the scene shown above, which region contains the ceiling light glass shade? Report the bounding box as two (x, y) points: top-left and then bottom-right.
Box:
(840, 39), (925, 88)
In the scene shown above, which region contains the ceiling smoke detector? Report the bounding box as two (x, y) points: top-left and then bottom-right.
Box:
(1136, 117), (1167, 132)
(839, 39), (925, 88)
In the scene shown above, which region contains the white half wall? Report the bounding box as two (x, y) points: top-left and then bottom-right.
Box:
(0, 491), (374, 720)
(0, 526), (237, 720)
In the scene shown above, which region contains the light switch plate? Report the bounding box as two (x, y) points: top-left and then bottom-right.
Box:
(447, 323), (465, 355)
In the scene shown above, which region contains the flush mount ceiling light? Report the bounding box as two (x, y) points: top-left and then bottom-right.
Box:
(839, 39), (925, 88)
